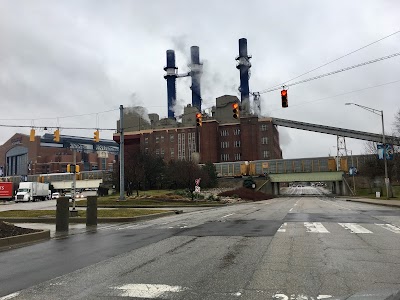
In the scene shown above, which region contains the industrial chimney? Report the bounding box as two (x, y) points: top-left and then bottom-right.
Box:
(164, 50), (178, 119)
(236, 38), (251, 114)
(190, 46), (202, 111)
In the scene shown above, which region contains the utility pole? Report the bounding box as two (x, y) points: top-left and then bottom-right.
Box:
(71, 149), (77, 216)
(381, 110), (390, 199)
(345, 103), (391, 199)
(119, 105), (125, 200)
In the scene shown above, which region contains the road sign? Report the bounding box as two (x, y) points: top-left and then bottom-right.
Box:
(195, 186), (201, 193)
(377, 143), (394, 160)
(377, 144), (384, 159)
(97, 151), (109, 158)
(385, 144), (394, 160)
(385, 177), (390, 185)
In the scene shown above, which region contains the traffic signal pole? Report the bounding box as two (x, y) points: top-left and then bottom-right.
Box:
(119, 105), (125, 200)
(71, 149), (77, 215)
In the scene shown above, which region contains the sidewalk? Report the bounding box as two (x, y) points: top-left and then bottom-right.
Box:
(345, 197), (400, 208)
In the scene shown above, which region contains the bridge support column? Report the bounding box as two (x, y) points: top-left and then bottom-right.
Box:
(333, 181), (340, 195)
(273, 182), (280, 196)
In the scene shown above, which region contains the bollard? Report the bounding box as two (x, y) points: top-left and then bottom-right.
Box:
(86, 196), (97, 226)
(56, 197), (69, 232)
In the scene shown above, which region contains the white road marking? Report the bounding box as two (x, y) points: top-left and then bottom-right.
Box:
(0, 292), (20, 300)
(116, 224), (140, 230)
(97, 224), (120, 231)
(272, 293), (332, 299)
(338, 223), (372, 233)
(112, 284), (185, 298)
(221, 213), (235, 219)
(304, 222), (330, 233)
(278, 223), (287, 232)
(375, 223), (400, 233)
(319, 199), (351, 211)
(289, 208), (293, 212)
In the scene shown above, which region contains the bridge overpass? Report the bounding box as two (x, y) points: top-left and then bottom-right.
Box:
(271, 118), (400, 145)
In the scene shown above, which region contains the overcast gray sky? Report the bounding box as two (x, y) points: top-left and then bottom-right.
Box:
(0, 0), (399, 159)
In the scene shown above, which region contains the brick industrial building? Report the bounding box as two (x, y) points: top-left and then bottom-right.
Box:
(0, 133), (118, 177)
(114, 38), (282, 162)
(114, 95), (282, 163)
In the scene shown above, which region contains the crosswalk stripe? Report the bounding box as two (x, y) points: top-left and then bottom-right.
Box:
(338, 223), (372, 233)
(304, 222), (330, 233)
(375, 223), (400, 233)
(277, 223), (287, 232)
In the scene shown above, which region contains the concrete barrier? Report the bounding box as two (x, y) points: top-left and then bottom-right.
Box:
(86, 196), (97, 226)
(56, 197), (69, 232)
(0, 230), (50, 248)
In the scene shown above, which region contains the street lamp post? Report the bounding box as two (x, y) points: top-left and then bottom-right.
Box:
(345, 103), (390, 199)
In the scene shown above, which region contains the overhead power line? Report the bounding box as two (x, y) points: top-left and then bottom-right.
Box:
(265, 29), (400, 90)
(258, 52), (400, 94)
(266, 79), (400, 112)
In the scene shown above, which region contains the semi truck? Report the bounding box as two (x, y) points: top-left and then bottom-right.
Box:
(15, 182), (50, 202)
(0, 182), (14, 201)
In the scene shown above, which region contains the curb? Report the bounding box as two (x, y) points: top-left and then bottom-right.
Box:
(0, 211), (181, 224)
(73, 204), (227, 208)
(0, 229), (50, 249)
(345, 199), (400, 208)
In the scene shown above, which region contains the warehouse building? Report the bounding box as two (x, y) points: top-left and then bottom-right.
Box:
(0, 133), (118, 177)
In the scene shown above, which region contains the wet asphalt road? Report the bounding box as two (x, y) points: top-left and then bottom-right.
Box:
(1, 188), (400, 299)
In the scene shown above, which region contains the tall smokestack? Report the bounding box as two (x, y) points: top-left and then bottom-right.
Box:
(190, 46), (202, 111)
(236, 38), (251, 114)
(164, 50), (178, 119)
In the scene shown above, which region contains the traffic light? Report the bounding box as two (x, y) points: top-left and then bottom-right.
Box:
(53, 129), (60, 142)
(30, 128), (35, 142)
(196, 113), (202, 127)
(75, 165), (80, 173)
(94, 130), (100, 142)
(232, 103), (240, 119)
(67, 164), (71, 173)
(281, 89), (288, 108)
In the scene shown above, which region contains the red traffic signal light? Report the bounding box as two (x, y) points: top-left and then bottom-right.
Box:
(196, 113), (202, 126)
(232, 103), (240, 119)
(281, 89), (288, 108)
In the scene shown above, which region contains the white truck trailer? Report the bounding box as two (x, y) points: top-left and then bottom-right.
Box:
(15, 182), (50, 202)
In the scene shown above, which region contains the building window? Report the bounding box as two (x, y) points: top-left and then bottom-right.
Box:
(220, 129), (228, 137)
(234, 140), (241, 148)
(234, 153), (241, 160)
(155, 136), (160, 143)
(221, 141), (229, 149)
(261, 124), (268, 131)
(170, 148), (175, 158)
(263, 150), (269, 158)
(178, 133), (185, 160)
(161, 135), (164, 143)
(156, 149), (160, 156)
(170, 134), (174, 142)
(234, 129), (240, 135)
(161, 148), (165, 157)
(145, 148), (149, 153)
(145, 137), (149, 144)
(262, 137), (268, 145)
(101, 158), (106, 170)
(221, 154), (230, 161)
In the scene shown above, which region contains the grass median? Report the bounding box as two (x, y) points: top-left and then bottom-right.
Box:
(75, 198), (223, 207)
(0, 209), (167, 218)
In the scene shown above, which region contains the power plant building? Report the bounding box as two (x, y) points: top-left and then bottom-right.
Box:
(114, 38), (282, 163)
(114, 95), (282, 163)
